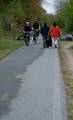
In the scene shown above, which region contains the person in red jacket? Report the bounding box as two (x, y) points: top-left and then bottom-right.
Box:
(49, 22), (60, 48)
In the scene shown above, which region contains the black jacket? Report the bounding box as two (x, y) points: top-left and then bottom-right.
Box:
(24, 25), (32, 32)
(41, 25), (49, 37)
(33, 23), (39, 29)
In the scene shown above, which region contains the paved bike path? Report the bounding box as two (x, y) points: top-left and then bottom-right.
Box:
(0, 48), (67, 120)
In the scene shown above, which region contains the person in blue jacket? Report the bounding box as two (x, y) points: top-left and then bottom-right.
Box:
(41, 22), (49, 39)
(41, 22), (52, 47)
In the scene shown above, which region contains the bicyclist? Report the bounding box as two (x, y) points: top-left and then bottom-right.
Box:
(23, 21), (32, 46)
(32, 18), (40, 43)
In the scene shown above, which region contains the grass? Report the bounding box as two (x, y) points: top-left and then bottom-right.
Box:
(0, 34), (24, 59)
(59, 41), (73, 120)
(69, 45), (73, 52)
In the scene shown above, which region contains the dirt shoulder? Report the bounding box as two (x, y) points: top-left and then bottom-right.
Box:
(59, 41), (73, 120)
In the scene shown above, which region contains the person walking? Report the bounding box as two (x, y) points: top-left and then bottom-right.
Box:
(41, 22), (49, 40)
(49, 22), (60, 48)
(41, 22), (52, 48)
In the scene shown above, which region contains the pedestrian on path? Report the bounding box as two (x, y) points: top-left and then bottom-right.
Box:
(49, 22), (60, 48)
(41, 22), (50, 40)
(41, 22), (52, 48)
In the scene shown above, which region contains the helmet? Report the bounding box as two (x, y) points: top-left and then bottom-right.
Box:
(34, 18), (38, 22)
(26, 22), (29, 25)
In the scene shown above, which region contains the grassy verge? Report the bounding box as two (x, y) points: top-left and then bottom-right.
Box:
(59, 41), (73, 120)
(0, 34), (24, 60)
(69, 45), (73, 53)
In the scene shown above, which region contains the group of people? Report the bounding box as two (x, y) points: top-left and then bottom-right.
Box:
(23, 18), (40, 44)
(41, 22), (60, 48)
(17, 18), (40, 45)
(18, 18), (61, 48)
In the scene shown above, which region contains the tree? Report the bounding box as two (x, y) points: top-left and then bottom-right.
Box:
(56, 2), (73, 33)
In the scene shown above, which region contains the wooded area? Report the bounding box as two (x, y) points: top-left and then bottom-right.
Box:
(0, 0), (73, 33)
(55, 0), (73, 33)
(0, 0), (50, 32)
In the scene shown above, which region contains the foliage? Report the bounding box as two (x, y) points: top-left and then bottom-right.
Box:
(0, 0), (50, 32)
(0, 0), (25, 32)
(56, 2), (73, 33)
(0, 33), (24, 59)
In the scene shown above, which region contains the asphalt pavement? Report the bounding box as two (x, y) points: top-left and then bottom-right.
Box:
(0, 36), (67, 120)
